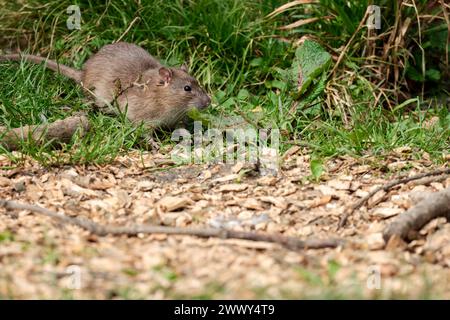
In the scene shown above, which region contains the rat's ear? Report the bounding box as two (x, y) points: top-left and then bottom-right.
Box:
(158, 67), (172, 84)
(180, 63), (188, 72)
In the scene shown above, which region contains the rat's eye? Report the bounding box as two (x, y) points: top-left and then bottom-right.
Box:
(184, 85), (192, 92)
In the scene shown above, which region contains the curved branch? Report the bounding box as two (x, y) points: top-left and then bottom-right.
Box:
(383, 186), (450, 242)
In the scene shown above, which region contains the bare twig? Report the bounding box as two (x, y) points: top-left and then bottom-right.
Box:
(114, 17), (140, 43)
(0, 199), (343, 251)
(408, 174), (449, 186)
(383, 185), (450, 242)
(329, 8), (370, 77)
(339, 168), (450, 228)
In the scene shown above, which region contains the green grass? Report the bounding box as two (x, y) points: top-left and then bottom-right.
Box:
(0, 0), (448, 167)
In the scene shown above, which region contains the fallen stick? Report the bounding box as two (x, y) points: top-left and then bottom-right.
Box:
(339, 168), (450, 228)
(383, 185), (450, 242)
(0, 114), (90, 151)
(0, 199), (343, 251)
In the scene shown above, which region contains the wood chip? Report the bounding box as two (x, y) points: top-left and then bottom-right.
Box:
(218, 184), (248, 192)
(157, 196), (192, 212)
(211, 174), (239, 183)
(259, 196), (288, 209)
(371, 207), (403, 219)
(0, 176), (11, 187)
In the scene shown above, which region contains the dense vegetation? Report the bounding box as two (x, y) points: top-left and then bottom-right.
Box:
(0, 0), (448, 165)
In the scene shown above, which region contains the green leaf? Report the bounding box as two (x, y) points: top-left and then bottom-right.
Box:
(298, 71), (328, 109)
(406, 66), (424, 82)
(264, 80), (287, 90)
(221, 97), (236, 109)
(186, 110), (254, 131)
(425, 69), (441, 81)
(249, 57), (264, 67)
(310, 158), (324, 181)
(186, 107), (214, 126)
(214, 90), (227, 103)
(237, 89), (250, 100)
(327, 260), (341, 279)
(0, 230), (14, 243)
(290, 40), (331, 96)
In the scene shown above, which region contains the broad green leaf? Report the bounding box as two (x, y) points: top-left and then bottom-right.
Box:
(290, 40), (331, 97)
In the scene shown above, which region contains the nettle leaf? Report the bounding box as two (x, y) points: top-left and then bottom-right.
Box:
(290, 40), (331, 98)
(298, 71), (328, 109)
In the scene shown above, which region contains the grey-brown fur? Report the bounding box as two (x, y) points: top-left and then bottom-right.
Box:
(1, 42), (210, 128)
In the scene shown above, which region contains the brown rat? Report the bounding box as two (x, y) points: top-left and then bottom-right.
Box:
(0, 42), (211, 128)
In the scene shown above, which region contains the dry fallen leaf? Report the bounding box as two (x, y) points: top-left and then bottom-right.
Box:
(367, 189), (387, 207)
(60, 178), (98, 198)
(217, 184), (248, 192)
(367, 233), (385, 250)
(371, 207), (403, 219)
(157, 196), (192, 212)
(327, 179), (352, 191)
(259, 196), (288, 209)
(211, 174), (239, 183)
(240, 198), (264, 210)
(0, 176), (11, 187)
(231, 162), (245, 174)
(306, 195), (332, 208)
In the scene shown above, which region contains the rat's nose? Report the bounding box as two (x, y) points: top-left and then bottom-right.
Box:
(199, 95), (211, 109)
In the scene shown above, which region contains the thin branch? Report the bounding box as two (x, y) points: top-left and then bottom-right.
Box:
(0, 199), (343, 251)
(114, 17), (140, 43)
(383, 185), (450, 242)
(339, 168), (450, 228)
(329, 9), (370, 77)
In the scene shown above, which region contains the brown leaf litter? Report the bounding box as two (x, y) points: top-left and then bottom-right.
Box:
(0, 150), (449, 299)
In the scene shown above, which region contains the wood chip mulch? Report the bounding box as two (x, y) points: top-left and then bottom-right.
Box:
(0, 148), (449, 299)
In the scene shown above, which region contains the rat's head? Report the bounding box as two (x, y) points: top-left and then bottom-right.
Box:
(150, 65), (210, 109)
(133, 65), (210, 128)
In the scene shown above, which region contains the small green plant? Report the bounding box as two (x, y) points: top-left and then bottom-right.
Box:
(310, 157), (324, 181)
(0, 230), (14, 243)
